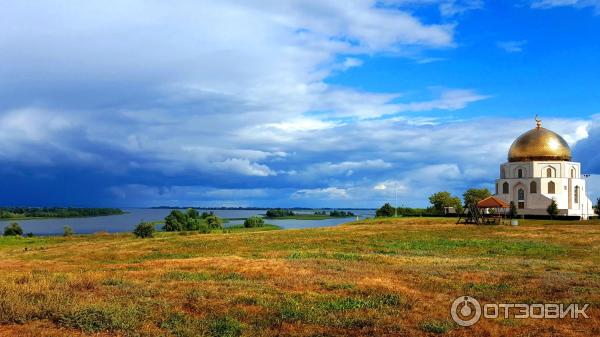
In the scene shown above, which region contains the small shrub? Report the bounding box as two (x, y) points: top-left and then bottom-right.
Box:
(4, 222), (23, 236)
(209, 316), (243, 337)
(59, 305), (140, 333)
(133, 222), (155, 238)
(160, 312), (205, 337)
(419, 319), (454, 334)
(205, 215), (223, 229)
(243, 216), (264, 228)
(102, 278), (130, 287)
(63, 226), (74, 237)
(26, 232), (34, 238)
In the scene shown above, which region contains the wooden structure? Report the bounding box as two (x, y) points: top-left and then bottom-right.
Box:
(457, 196), (510, 225)
(457, 204), (483, 225)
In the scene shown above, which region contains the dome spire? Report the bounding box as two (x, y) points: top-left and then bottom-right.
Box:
(535, 114), (542, 129)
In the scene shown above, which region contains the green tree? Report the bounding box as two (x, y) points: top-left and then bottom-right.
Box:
(428, 191), (462, 214)
(595, 198), (600, 216)
(171, 210), (188, 225)
(200, 211), (214, 219)
(376, 203), (396, 217)
(133, 222), (156, 238)
(63, 225), (74, 237)
(463, 188), (492, 207)
(265, 209), (295, 218)
(547, 199), (559, 219)
(163, 214), (183, 231)
(205, 215), (223, 229)
(3, 222), (23, 236)
(509, 201), (518, 219)
(244, 216), (265, 228)
(186, 208), (199, 220)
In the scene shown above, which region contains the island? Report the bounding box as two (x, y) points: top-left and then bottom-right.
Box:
(264, 208), (355, 219)
(0, 207), (125, 220)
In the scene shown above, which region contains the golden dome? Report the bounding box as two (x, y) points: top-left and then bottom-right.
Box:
(508, 120), (571, 162)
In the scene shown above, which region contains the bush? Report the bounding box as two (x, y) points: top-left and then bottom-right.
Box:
(59, 305), (140, 333)
(265, 209), (295, 218)
(133, 222), (155, 238)
(329, 210), (354, 217)
(3, 222), (23, 236)
(197, 222), (211, 234)
(63, 226), (74, 237)
(244, 216), (265, 228)
(419, 319), (454, 334)
(163, 209), (213, 231)
(209, 316), (243, 337)
(509, 201), (518, 219)
(163, 213), (184, 231)
(200, 211), (214, 219)
(376, 203), (395, 217)
(547, 199), (559, 219)
(205, 215), (223, 229)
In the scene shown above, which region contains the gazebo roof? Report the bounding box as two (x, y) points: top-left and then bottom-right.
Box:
(477, 196), (509, 208)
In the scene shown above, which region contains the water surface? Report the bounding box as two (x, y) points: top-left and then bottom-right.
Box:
(0, 209), (375, 235)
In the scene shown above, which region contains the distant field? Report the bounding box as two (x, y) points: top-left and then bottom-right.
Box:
(0, 218), (598, 336)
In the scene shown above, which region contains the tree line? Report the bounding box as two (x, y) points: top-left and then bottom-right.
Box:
(314, 210), (355, 217)
(265, 209), (295, 218)
(376, 189), (600, 219)
(0, 207), (123, 219)
(376, 188), (493, 217)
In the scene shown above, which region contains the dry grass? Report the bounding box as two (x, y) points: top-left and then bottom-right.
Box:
(0, 218), (598, 336)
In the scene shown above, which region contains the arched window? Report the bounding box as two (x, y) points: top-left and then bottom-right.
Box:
(518, 169), (523, 178)
(495, 183), (498, 195)
(503, 182), (509, 194)
(571, 168), (576, 179)
(575, 186), (580, 204)
(546, 168), (553, 178)
(548, 181), (556, 194)
(530, 181), (537, 194)
(518, 189), (525, 209)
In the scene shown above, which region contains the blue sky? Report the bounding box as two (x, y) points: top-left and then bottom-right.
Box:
(0, 0), (599, 207)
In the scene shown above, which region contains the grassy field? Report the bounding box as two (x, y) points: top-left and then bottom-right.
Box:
(0, 218), (598, 336)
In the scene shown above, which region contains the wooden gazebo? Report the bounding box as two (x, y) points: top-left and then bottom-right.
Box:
(457, 196), (510, 225)
(477, 196), (510, 225)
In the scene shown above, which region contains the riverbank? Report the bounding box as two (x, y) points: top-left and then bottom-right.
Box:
(0, 217), (598, 336)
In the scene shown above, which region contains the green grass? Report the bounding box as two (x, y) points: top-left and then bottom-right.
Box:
(0, 218), (598, 336)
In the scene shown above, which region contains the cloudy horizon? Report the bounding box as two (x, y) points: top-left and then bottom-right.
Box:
(1, 1), (599, 208)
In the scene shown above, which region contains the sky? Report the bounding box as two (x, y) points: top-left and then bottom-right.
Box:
(0, 0), (599, 208)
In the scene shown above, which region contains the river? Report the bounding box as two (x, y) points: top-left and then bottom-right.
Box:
(0, 209), (376, 235)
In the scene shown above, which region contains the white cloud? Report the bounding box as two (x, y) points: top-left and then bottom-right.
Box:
(212, 158), (276, 177)
(390, 89), (489, 115)
(384, 0), (483, 17)
(439, 0), (484, 16)
(497, 40), (527, 53)
(531, 0), (600, 13)
(341, 57), (364, 70)
(292, 187), (350, 199)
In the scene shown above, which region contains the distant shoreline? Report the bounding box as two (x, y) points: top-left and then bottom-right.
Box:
(150, 206), (376, 210)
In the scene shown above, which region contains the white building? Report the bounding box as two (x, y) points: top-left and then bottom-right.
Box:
(494, 119), (593, 219)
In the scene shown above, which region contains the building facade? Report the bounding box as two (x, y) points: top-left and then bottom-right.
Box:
(494, 119), (593, 219)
